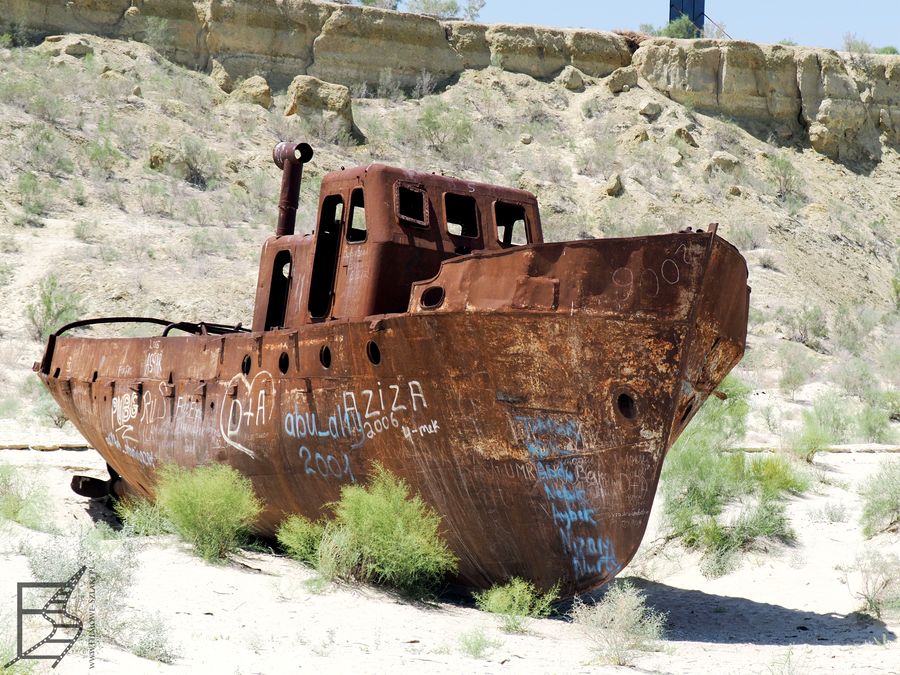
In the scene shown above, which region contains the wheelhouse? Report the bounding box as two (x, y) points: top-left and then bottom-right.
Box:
(252, 164), (544, 330)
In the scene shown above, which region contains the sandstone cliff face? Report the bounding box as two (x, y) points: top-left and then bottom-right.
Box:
(633, 38), (899, 162)
(3, 1), (899, 162)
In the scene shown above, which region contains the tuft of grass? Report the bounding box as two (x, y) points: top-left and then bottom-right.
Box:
(810, 501), (848, 524)
(312, 523), (359, 583)
(25, 272), (82, 341)
(0, 462), (50, 530)
(859, 458), (900, 537)
(0, 643), (36, 673)
(155, 463), (263, 562)
(473, 577), (558, 633)
(572, 580), (666, 665)
(125, 612), (179, 664)
(697, 499), (794, 576)
(276, 514), (325, 565)
(457, 627), (501, 659)
(115, 496), (173, 536)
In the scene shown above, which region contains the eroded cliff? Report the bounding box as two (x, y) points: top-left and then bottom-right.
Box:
(4, 0), (897, 162)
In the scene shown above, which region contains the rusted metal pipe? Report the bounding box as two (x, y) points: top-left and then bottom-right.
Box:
(273, 141), (314, 237)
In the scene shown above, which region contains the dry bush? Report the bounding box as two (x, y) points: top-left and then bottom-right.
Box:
(840, 549), (900, 618)
(572, 580), (666, 665)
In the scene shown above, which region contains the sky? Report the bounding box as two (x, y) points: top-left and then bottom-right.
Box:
(477, 1), (899, 52)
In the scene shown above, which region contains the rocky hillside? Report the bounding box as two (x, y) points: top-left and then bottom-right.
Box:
(0, 1), (897, 442)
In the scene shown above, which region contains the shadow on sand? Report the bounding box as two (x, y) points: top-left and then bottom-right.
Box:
(571, 578), (896, 647)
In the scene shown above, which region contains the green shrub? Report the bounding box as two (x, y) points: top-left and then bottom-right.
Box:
(777, 343), (816, 400)
(34, 388), (68, 428)
(856, 404), (896, 444)
(572, 580), (666, 665)
(810, 391), (853, 442)
(747, 454), (810, 497)
(860, 458), (900, 537)
(473, 577), (558, 633)
(329, 463), (457, 596)
(832, 356), (877, 400)
(180, 136), (222, 190)
(115, 496), (173, 536)
(768, 153), (802, 201)
(418, 99), (473, 153)
(787, 410), (833, 462)
(86, 135), (123, 178)
(778, 305), (828, 351)
(73, 220), (99, 243)
(0, 462), (50, 530)
(832, 305), (878, 355)
(663, 375), (807, 573)
(155, 463), (263, 562)
(876, 45), (899, 54)
(698, 498), (794, 576)
(0, 261), (13, 287)
(457, 627), (501, 659)
(276, 514), (325, 565)
(406, 0), (461, 19)
(657, 14), (700, 38)
(16, 171), (51, 217)
(25, 272), (82, 340)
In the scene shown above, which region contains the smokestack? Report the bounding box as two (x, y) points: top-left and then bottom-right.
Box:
(272, 141), (314, 237)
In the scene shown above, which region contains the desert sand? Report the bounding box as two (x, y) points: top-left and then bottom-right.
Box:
(1, 438), (897, 674)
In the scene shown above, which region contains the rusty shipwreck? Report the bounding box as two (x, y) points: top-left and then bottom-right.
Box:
(37, 142), (749, 596)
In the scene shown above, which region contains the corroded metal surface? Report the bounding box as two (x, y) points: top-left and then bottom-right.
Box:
(38, 143), (749, 597)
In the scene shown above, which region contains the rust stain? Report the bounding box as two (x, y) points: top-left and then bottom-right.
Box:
(36, 143), (749, 597)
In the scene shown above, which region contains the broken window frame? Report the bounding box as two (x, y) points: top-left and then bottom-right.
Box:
(443, 192), (480, 239)
(494, 200), (531, 247)
(394, 182), (429, 229)
(347, 187), (367, 243)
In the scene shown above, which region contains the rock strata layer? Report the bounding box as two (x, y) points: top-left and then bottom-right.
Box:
(3, 1), (898, 161)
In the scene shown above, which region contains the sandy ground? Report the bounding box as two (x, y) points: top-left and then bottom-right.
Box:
(1, 443), (898, 675)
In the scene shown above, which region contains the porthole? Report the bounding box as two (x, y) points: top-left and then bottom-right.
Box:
(319, 345), (332, 369)
(616, 392), (637, 420)
(278, 352), (290, 374)
(366, 341), (381, 365)
(53, 368), (60, 378)
(241, 354), (252, 375)
(92, 370), (98, 382)
(421, 286), (445, 309)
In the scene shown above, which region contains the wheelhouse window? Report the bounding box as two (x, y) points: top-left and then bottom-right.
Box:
(308, 195), (344, 320)
(444, 193), (479, 238)
(495, 201), (529, 246)
(264, 249), (292, 330)
(395, 182), (429, 229)
(347, 188), (367, 242)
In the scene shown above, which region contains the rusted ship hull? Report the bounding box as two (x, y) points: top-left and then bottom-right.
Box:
(39, 231), (747, 596)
